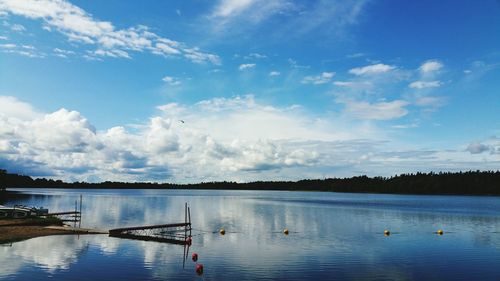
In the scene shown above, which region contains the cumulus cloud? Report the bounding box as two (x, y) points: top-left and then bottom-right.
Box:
(1, 96), (497, 182)
(239, 63), (256, 70)
(0, 0), (219, 63)
(301, 72), (335, 84)
(269, 71), (280, 76)
(409, 80), (442, 89)
(419, 60), (443, 74)
(349, 63), (395, 75)
(0, 95), (340, 182)
(0, 96), (41, 120)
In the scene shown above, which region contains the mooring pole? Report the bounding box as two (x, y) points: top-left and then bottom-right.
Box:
(184, 202), (187, 240)
(79, 194), (82, 228)
(188, 206), (191, 236)
(74, 200), (77, 228)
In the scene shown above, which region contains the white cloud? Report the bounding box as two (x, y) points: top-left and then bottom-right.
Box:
(0, 96), (41, 120)
(409, 80), (442, 89)
(162, 76), (181, 86)
(339, 99), (409, 120)
(0, 42), (44, 58)
(269, 71), (280, 76)
(1, 96), (497, 182)
(0, 35), (7, 40)
(419, 60), (443, 74)
(349, 63), (395, 75)
(53, 47), (75, 58)
(301, 72), (335, 84)
(0, 43), (15, 48)
(212, 0), (256, 17)
(333, 81), (372, 88)
(10, 23), (25, 31)
(0, 95), (374, 182)
(0, 0), (219, 63)
(239, 63), (256, 70)
(211, 0), (291, 26)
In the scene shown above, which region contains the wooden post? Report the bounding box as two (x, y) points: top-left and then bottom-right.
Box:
(184, 202), (187, 240)
(79, 194), (82, 228)
(74, 200), (77, 228)
(188, 206), (191, 236)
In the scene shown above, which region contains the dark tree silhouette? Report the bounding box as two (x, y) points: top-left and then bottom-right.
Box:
(0, 169), (499, 196)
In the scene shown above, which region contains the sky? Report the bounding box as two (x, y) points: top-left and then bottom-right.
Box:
(0, 0), (499, 183)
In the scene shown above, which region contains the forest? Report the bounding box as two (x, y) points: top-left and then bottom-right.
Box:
(1, 169), (499, 195)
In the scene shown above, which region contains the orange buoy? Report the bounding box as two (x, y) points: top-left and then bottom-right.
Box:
(437, 229), (444, 235)
(219, 228), (225, 235)
(283, 228), (289, 235)
(384, 230), (390, 236)
(192, 253), (198, 262)
(196, 264), (204, 275)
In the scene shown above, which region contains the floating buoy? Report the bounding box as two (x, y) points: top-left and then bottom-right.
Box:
(195, 264), (204, 275)
(384, 230), (390, 236)
(283, 228), (289, 235)
(192, 253), (198, 262)
(219, 228), (225, 235)
(437, 229), (444, 235)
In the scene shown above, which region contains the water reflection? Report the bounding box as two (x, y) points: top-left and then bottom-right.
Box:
(1, 189), (500, 281)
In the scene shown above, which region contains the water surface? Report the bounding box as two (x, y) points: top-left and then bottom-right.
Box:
(1, 189), (499, 280)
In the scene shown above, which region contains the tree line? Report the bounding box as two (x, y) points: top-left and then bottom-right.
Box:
(0, 169), (499, 195)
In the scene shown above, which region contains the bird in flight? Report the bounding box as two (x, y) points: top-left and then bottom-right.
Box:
(179, 120), (185, 123)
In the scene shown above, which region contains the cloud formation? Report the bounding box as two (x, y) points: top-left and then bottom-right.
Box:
(0, 0), (220, 63)
(301, 72), (335, 84)
(419, 60), (443, 74)
(338, 99), (409, 120)
(349, 63), (395, 76)
(239, 63), (256, 70)
(2, 95), (494, 183)
(162, 76), (181, 86)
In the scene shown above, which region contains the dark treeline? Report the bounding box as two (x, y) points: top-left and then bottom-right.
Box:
(0, 169), (499, 196)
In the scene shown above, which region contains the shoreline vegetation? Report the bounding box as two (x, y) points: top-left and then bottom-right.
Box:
(1, 169), (499, 196)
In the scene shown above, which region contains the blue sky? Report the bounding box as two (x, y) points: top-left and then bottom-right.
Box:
(0, 0), (499, 183)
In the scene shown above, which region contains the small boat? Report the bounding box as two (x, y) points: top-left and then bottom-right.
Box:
(0, 205), (49, 218)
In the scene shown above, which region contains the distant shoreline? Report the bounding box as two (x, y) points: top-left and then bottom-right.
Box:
(1, 170), (499, 196)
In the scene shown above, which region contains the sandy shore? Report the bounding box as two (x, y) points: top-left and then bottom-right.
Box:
(0, 219), (107, 243)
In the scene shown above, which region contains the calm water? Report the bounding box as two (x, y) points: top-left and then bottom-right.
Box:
(1, 189), (500, 281)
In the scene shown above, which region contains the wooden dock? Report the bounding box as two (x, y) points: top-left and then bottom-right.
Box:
(109, 203), (192, 244)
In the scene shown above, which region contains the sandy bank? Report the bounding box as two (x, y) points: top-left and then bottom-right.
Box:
(0, 219), (107, 243)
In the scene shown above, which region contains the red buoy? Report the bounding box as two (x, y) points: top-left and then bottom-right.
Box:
(192, 253), (198, 262)
(195, 264), (204, 275)
(186, 237), (192, 245)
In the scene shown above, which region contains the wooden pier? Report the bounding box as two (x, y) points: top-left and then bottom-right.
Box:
(109, 203), (192, 245)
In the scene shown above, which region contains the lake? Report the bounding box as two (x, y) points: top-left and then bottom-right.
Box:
(1, 188), (500, 280)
